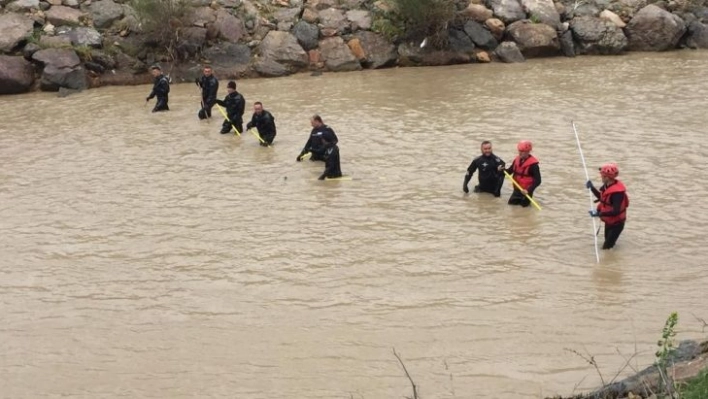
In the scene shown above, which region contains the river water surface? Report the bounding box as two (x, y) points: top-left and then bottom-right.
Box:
(2, 52), (708, 399)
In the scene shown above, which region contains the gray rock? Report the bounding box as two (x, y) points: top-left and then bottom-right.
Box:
(318, 7), (349, 34)
(175, 26), (207, 58)
(506, 20), (560, 56)
(319, 36), (361, 71)
(274, 7), (301, 23)
(448, 28), (476, 53)
(486, 0), (526, 24)
(684, 20), (708, 48)
(45, 5), (85, 26)
(292, 20), (320, 50)
(89, 49), (117, 69)
(23, 42), (41, 59)
(214, 8), (245, 42)
(57, 86), (82, 97)
(354, 30), (397, 68)
(32, 48), (86, 91)
(0, 55), (35, 94)
(520, 0), (560, 27)
(188, 6), (216, 27)
(258, 30), (308, 67)
(88, 0), (124, 28)
(559, 28), (575, 56)
(625, 4), (686, 51)
(69, 27), (102, 47)
(254, 58), (290, 76)
(62, 0), (78, 6)
(494, 40), (525, 62)
(0, 13), (35, 53)
(202, 42), (251, 65)
(570, 15), (627, 54)
(6, 0), (39, 12)
(200, 42), (251, 78)
(346, 9), (371, 30)
(463, 20), (499, 49)
(84, 60), (104, 73)
(396, 42), (424, 65)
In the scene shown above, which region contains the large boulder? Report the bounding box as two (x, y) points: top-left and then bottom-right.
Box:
(599, 9), (626, 27)
(258, 30), (308, 68)
(494, 40), (525, 62)
(31, 48), (86, 91)
(569, 15), (627, 54)
(0, 14), (34, 53)
(463, 20), (498, 49)
(201, 42), (251, 78)
(461, 3), (494, 22)
(176, 26), (207, 58)
(346, 9), (371, 30)
(397, 43), (470, 66)
(292, 20), (320, 50)
(684, 20), (708, 48)
(187, 6), (216, 27)
(254, 58), (290, 77)
(0, 55), (34, 94)
(625, 4), (686, 51)
(88, 0), (123, 28)
(6, 0), (40, 12)
(319, 36), (361, 71)
(520, 0), (560, 28)
(275, 7), (301, 24)
(45, 5), (85, 26)
(214, 9), (245, 43)
(448, 28), (476, 53)
(506, 20), (560, 56)
(353, 30), (397, 68)
(68, 27), (102, 47)
(486, 0), (526, 24)
(318, 8), (349, 35)
(485, 18), (506, 40)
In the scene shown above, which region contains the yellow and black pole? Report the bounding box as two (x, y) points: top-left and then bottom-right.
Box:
(215, 104), (240, 136)
(503, 170), (542, 211)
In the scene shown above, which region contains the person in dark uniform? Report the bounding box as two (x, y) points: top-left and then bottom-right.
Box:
(214, 81), (245, 134)
(297, 115), (339, 162)
(195, 65), (218, 120)
(245, 101), (277, 146)
(587, 163), (630, 250)
(318, 135), (342, 180)
(463, 140), (505, 197)
(506, 140), (541, 207)
(145, 65), (170, 112)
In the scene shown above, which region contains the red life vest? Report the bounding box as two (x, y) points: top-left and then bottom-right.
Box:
(511, 155), (539, 191)
(597, 181), (629, 225)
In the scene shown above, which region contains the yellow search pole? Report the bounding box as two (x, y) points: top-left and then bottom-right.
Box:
(247, 128), (270, 147)
(503, 170), (542, 211)
(215, 104), (240, 136)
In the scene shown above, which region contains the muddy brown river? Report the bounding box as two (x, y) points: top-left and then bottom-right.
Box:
(2, 52), (708, 398)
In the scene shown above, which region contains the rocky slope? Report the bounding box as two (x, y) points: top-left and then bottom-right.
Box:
(1, 0), (708, 94)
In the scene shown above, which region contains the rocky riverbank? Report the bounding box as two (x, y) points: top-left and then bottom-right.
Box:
(550, 339), (708, 399)
(1, 0), (708, 95)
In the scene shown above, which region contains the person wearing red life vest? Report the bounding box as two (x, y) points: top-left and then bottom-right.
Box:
(505, 140), (541, 207)
(586, 163), (630, 250)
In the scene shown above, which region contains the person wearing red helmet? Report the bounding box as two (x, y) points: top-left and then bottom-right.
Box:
(505, 140), (541, 207)
(586, 163), (630, 250)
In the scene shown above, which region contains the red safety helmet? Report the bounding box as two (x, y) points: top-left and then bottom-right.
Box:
(599, 163), (619, 178)
(517, 140), (532, 152)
